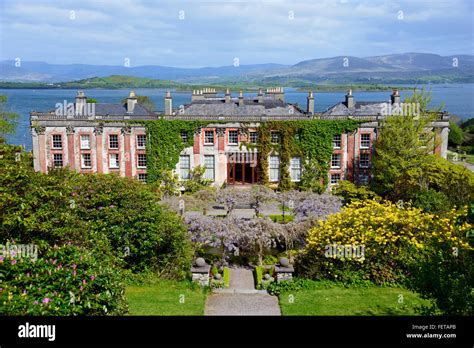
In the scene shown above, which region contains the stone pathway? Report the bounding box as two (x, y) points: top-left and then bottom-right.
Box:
(205, 268), (281, 316)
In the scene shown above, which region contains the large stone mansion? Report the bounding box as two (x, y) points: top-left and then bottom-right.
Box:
(30, 88), (450, 187)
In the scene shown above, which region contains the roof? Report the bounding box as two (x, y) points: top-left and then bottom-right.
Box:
(91, 103), (154, 116)
(323, 101), (388, 116)
(178, 97), (305, 116)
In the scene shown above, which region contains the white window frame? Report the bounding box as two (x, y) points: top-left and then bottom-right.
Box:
(333, 134), (341, 149)
(290, 157), (301, 182)
(180, 131), (188, 143)
(80, 134), (90, 150)
(331, 153), (341, 169)
(109, 153), (120, 169)
(359, 153), (370, 168)
(137, 154), (147, 168)
(52, 134), (62, 149)
(360, 134), (370, 149)
(109, 134), (119, 149)
(271, 132), (279, 144)
(81, 153), (92, 169)
(249, 132), (258, 144)
(137, 134), (146, 149)
(53, 153), (63, 167)
(179, 155), (190, 180)
(204, 131), (214, 145)
(228, 130), (238, 145)
(138, 173), (147, 183)
(204, 155), (215, 181)
(269, 155), (280, 182)
(330, 173), (341, 185)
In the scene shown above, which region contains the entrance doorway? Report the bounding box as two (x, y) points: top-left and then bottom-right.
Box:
(227, 153), (259, 185)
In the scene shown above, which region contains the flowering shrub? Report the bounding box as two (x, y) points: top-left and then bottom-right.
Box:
(1, 244), (128, 315)
(0, 143), (193, 278)
(299, 200), (472, 284)
(293, 193), (342, 222)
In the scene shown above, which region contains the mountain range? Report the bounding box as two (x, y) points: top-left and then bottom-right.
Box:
(1, 53), (473, 85)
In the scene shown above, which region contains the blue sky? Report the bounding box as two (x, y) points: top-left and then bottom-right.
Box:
(0, 0), (473, 67)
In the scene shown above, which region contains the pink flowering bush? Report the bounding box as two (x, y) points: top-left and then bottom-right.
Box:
(1, 244), (128, 315)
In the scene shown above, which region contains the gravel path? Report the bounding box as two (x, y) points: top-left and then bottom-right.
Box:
(205, 268), (281, 316)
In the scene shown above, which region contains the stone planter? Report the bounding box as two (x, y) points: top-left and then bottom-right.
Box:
(274, 258), (294, 283)
(191, 259), (211, 286)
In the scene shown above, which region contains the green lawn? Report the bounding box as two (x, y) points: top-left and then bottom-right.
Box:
(279, 286), (431, 316)
(126, 280), (208, 315)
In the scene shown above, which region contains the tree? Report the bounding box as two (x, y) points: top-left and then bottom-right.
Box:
(448, 121), (464, 146)
(0, 95), (19, 140)
(121, 95), (155, 112)
(372, 88), (440, 200)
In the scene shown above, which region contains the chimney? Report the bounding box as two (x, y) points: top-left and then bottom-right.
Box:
(203, 88), (217, 98)
(75, 90), (87, 115)
(391, 88), (400, 105)
(345, 89), (354, 108)
(126, 91), (138, 114)
(225, 88), (231, 104)
(191, 90), (204, 101)
(307, 91), (314, 115)
(238, 90), (244, 106)
(165, 91), (172, 115)
(257, 88), (263, 104)
(266, 87), (284, 102)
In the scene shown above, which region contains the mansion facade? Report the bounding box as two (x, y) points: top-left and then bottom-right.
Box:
(30, 88), (450, 187)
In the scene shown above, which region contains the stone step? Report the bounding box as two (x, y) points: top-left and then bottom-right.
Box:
(212, 288), (268, 295)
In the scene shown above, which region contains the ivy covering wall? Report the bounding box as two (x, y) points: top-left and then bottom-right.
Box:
(141, 119), (360, 190)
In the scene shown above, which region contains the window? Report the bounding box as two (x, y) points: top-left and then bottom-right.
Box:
(137, 154), (147, 168)
(80, 135), (90, 149)
(359, 153), (369, 168)
(81, 153), (91, 168)
(138, 173), (147, 183)
(109, 134), (119, 149)
(271, 132), (280, 144)
(180, 131), (188, 143)
(360, 134), (370, 149)
(333, 134), (341, 149)
(290, 157), (301, 182)
(330, 173), (341, 185)
(204, 155), (215, 181)
(137, 135), (146, 148)
(179, 155), (190, 180)
(331, 154), (341, 168)
(53, 153), (63, 167)
(269, 155), (280, 182)
(52, 134), (62, 149)
(228, 130), (238, 144)
(109, 153), (119, 169)
(359, 175), (369, 185)
(249, 132), (258, 144)
(204, 130), (214, 145)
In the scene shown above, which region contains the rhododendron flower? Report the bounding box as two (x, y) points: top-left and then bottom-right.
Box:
(42, 298), (50, 304)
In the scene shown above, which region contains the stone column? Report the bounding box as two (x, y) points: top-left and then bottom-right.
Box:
(94, 126), (104, 174)
(122, 126), (132, 178)
(66, 126), (75, 170)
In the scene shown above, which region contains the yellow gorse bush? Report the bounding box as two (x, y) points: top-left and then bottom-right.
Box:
(306, 200), (472, 261)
